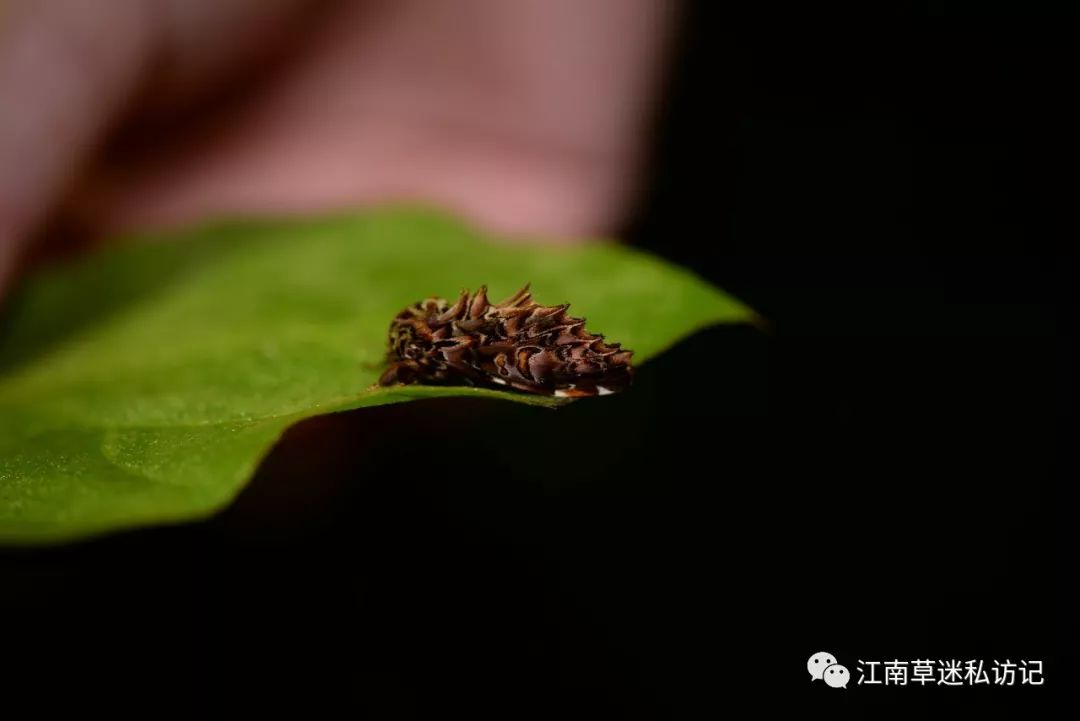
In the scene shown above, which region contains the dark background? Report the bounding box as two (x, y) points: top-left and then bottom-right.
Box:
(1, 3), (1071, 717)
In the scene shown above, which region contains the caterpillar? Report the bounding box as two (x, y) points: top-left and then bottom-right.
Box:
(378, 284), (633, 397)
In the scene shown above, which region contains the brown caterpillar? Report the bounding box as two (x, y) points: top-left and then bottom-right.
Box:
(378, 284), (633, 397)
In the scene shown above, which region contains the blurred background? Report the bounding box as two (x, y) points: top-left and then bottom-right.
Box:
(0, 1), (1071, 717)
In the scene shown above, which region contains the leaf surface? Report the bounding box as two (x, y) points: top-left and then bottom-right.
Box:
(0, 209), (752, 542)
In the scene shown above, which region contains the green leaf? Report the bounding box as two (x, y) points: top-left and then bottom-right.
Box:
(0, 208), (753, 543)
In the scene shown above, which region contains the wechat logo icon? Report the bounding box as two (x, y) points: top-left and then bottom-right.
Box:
(808, 651), (849, 689)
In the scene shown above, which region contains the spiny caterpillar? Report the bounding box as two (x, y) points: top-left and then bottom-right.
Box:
(378, 284), (633, 397)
